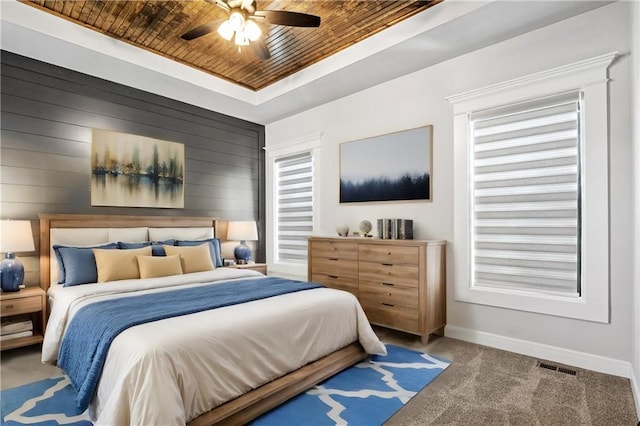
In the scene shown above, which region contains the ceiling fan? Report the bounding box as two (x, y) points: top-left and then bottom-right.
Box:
(180, 0), (321, 60)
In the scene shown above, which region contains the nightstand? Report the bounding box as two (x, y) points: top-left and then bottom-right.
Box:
(1, 287), (46, 351)
(228, 263), (268, 275)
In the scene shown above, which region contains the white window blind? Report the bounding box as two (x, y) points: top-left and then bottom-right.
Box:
(470, 93), (581, 296)
(275, 152), (313, 263)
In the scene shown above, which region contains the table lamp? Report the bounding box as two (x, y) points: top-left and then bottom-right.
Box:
(227, 221), (258, 264)
(0, 220), (35, 292)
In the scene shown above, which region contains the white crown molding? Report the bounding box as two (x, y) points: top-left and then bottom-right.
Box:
(445, 325), (633, 379)
(264, 132), (324, 155)
(445, 51), (618, 113)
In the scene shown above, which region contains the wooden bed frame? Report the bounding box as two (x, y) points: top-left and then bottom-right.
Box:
(38, 213), (367, 425)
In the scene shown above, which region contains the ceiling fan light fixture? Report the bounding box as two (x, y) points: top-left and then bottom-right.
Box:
(245, 20), (261, 41)
(234, 30), (250, 46)
(181, 0), (320, 61)
(228, 11), (245, 32)
(217, 20), (234, 41)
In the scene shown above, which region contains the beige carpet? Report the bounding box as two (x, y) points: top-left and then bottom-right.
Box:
(378, 328), (638, 425)
(1, 330), (638, 425)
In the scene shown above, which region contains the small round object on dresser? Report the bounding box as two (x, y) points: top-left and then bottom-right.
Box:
(359, 220), (372, 236)
(336, 225), (349, 237)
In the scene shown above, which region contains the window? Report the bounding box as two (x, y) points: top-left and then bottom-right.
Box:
(265, 133), (323, 279)
(470, 93), (581, 297)
(448, 52), (616, 322)
(274, 152), (313, 263)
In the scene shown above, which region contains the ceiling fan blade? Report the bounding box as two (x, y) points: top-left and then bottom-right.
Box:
(241, 0), (256, 13)
(207, 0), (230, 12)
(253, 10), (321, 27)
(180, 21), (218, 41)
(251, 38), (271, 60)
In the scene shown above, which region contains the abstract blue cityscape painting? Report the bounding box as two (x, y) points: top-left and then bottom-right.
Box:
(340, 125), (432, 203)
(91, 129), (184, 208)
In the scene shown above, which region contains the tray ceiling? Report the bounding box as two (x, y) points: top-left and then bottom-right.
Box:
(22, 0), (441, 91)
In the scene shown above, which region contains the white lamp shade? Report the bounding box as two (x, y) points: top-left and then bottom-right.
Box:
(0, 220), (35, 253)
(228, 11), (245, 32)
(217, 20), (234, 41)
(245, 20), (261, 41)
(227, 221), (258, 241)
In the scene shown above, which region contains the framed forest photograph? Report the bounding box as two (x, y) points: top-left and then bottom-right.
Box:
(91, 129), (185, 208)
(340, 125), (433, 203)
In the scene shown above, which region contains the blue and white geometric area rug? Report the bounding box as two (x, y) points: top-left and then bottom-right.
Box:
(252, 344), (450, 426)
(1, 376), (90, 426)
(0, 345), (449, 426)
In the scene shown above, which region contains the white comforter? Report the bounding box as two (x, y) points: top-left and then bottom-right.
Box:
(42, 268), (386, 425)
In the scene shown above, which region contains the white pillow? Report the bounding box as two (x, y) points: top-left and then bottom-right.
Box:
(108, 227), (148, 242)
(149, 227), (213, 241)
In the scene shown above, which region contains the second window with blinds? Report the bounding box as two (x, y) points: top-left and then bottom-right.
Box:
(470, 93), (582, 298)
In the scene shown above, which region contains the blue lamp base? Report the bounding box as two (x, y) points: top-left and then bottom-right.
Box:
(1, 253), (24, 292)
(234, 241), (252, 264)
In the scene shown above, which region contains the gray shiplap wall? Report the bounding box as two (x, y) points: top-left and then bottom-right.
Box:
(0, 51), (266, 281)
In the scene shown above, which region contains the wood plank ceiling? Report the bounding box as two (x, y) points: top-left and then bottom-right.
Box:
(22, 0), (441, 91)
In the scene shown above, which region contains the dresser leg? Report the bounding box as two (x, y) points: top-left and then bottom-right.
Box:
(420, 334), (430, 345)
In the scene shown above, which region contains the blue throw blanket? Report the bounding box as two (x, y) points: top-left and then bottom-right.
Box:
(57, 277), (323, 411)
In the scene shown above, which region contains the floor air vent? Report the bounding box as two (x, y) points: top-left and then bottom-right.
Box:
(537, 361), (577, 376)
(538, 362), (558, 371)
(557, 367), (577, 376)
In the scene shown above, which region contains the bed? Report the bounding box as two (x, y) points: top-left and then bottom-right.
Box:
(38, 214), (386, 425)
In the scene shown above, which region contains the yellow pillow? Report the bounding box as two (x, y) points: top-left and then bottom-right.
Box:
(136, 254), (183, 279)
(93, 246), (152, 282)
(163, 244), (214, 274)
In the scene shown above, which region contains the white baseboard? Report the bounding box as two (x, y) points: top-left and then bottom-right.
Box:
(445, 325), (634, 379)
(631, 365), (640, 420)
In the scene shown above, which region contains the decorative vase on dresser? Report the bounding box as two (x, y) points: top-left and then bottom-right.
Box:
(308, 236), (446, 344)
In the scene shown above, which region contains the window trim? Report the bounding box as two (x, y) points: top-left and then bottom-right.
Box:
(447, 52), (616, 323)
(265, 133), (323, 279)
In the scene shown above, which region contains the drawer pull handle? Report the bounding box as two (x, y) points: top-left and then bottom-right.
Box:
(387, 252), (391, 255)
(328, 275), (338, 279)
(331, 247), (337, 251)
(5, 304), (13, 309)
(382, 282), (394, 287)
(329, 257), (339, 261)
(382, 303), (394, 307)
(382, 263), (393, 266)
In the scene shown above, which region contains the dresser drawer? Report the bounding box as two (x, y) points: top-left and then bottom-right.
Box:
(311, 257), (357, 278)
(311, 273), (358, 297)
(359, 244), (419, 265)
(1, 295), (42, 317)
(360, 302), (420, 334)
(359, 280), (418, 309)
(358, 262), (419, 287)
(310, 241), (358, 261)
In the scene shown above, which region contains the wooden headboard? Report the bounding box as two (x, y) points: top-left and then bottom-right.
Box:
(39, 214), (219, 293)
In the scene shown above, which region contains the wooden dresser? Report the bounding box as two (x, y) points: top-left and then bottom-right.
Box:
(308, 237), (446, 344)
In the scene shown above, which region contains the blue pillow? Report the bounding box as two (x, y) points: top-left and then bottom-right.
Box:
(175, 238), (223, 267)
(118, 240), (175, 256)
(53, 243), (118, 286)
